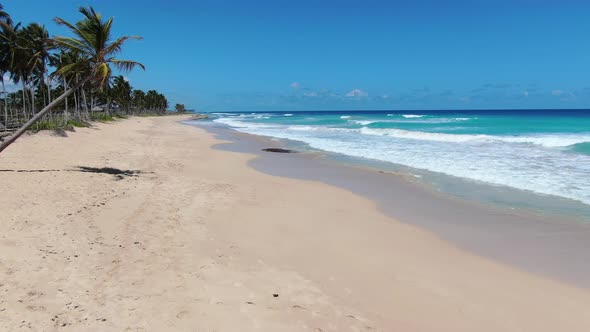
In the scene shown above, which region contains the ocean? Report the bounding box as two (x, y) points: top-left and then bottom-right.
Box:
(209, 109), (590, 216)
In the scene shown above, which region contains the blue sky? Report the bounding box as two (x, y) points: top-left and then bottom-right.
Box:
(4, 0), (590, 111)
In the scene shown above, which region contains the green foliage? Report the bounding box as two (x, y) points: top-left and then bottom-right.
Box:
(53, 6), (144, 89)
(111, 75), (132, 112)
(144, 90), (168, 111)
(0, 3), (181, 137)
(32, 118), (89, 131)
(90, 113), (115, 122)
(67, 119), (89, 127)
(175, 103), (186, 113)
(136, 111), (166, 117)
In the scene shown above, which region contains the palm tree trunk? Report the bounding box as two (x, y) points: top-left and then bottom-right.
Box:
(2, 81), (7, 129)
(81, 86), (89, 119)
(74, 89), (79, 119)
(21, 81), (27, 120)
(63, 77), (68, 125)
(0, 78), (88, 154)
(30, 84), (35, 114)
(30, 84), (37, 130)
(40, 73), (47, 108)
(47, 76), (52, 104)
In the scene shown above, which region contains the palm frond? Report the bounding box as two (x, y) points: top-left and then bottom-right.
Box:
(94, 62), (111, 88)
(54, 62), (82, 76)
(102, 35), (142, 56)
(111, 59), (145, 72)
(54, 17), (95, 54)
(52, 36), (89, 54)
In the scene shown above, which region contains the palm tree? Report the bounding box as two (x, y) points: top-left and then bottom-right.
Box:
(24, 23), (52, 108)
(9, 23), (53, 115)
(0, 6), (14, 128)
(111, 75), (132, 113)
(131, 89), (145, 112)
(0, 3), (12, 26)
(0, 5), (144, 154)
(5, 23), (34, 119)
(50, 50), (89, 119)
(175, 103), (185, 113)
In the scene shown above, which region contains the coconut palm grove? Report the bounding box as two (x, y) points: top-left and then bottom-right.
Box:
(0, 4), (184, 153)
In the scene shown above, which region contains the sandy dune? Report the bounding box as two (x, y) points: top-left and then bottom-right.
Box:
(1, 115), (590, 331)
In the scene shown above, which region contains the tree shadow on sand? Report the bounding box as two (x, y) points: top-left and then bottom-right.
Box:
(75, 166), (143, 180)
(0, 166), (147, 180)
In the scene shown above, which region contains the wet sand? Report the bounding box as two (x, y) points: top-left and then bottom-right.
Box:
(200, 122), (590, 288)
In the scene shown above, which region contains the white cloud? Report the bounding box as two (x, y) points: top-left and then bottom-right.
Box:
(551, 89), (575, 100)
(2, 73), (14, 85)
(290, 82), (300, 89)
(303, 91), (318, 97)
(345, 88), (368, 97)
(1, 73), (17, 92)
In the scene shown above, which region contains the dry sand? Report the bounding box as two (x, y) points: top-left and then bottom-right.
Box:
(1, 115), (590, 331)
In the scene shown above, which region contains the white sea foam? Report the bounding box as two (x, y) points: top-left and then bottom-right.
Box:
(213, 117), (276, 129)
(237, 114), (271, 120)
(350, 120), (376, 125)
(359, 128), (590, 147)
(340, 115), (351, 119)
(284, 113), (293, 116)
(352, 118), (466, 125)
(286, 125), (354, 133)
(286, 125), (317, 131)
(210, 115), (590, 205)
(402, 114), (425, 118)
(360, 128), (488, 142)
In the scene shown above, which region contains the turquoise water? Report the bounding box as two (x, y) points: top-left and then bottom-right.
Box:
(212, 110), (590, 207)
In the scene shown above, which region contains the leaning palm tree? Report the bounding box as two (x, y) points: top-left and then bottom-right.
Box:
(0, 6), (144, 154)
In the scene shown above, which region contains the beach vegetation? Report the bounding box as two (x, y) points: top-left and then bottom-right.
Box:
(175, 103), (186, 113)
(0, 4), (173, 154)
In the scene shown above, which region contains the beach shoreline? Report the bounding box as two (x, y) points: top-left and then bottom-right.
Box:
(2, 115), (590, 331)
(210, 110), (590, 213)
(191, 120), (590, 288)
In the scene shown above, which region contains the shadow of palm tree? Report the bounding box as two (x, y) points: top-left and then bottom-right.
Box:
(0, 166), (146, 180)
(75, 166), (142, 180)
(0, 169), (61, 173)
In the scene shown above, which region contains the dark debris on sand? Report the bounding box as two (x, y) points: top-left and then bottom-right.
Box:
(262, 148), (296, 153)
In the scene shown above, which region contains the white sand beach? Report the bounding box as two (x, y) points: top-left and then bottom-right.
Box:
(1, 115), (590, 331)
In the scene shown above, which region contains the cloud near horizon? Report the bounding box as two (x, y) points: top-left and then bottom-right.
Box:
(203, 82), (590, 111)
(345, 89), (369, 98)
